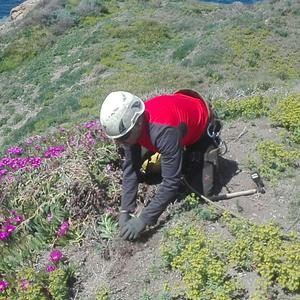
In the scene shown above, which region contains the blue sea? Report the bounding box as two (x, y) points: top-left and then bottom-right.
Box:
(0, 0), (25, 19)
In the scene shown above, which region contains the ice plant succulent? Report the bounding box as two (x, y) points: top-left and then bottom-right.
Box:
(57, 221), (70, 237)
(47, 213), (54, 222)
(44, 146), (65, 158)
(4, 224), (16, 234)
(6, 146), (24, 155)
(0, 280), (8, 293)
(49, 249), (63, 262)
(14, 215), (25, 224)
(0, 231), (9, 241)
(20, 279), (30, 290)
(46, 265), (57, 273)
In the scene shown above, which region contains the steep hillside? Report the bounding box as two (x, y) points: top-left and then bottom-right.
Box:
(0, 0), (299, 150)
(0, 1), (299, 299)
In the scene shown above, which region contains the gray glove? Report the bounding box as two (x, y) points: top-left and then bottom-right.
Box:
(119, 211), (131, 228)
(120, 217), (146, 241)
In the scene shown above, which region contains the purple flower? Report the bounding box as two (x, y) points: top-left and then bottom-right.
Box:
(44, 147), (65, 158)
(0, 157), (11, 167)
(47, 213), (54, 222)
(4, 224), (16, 234)
(6, 147), (24, 155)
(5, 175), (15, 184)
(0, 231), (9, 241)
(85, 120), (100, 130)
(105, 164), (113, 172)
(0, 169), (8, 177)
(14, 215), (25, 224)
(46, 265), (57, 273)
(20, 279), (30, 290)
(28, 157), (42, 168)
(0, 280), (8, 292)
(49, 249), (63, 262)
(57, 221), (70, 237)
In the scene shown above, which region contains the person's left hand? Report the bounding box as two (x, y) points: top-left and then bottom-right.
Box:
(120, 217), (146, 241)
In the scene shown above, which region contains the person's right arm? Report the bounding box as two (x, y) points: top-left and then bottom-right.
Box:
(121, 144), (142, 213)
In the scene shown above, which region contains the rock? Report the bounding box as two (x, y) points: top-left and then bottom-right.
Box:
(10, 0), (41, 21)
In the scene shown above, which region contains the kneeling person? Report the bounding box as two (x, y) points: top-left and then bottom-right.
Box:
(100, 90), (217, 241)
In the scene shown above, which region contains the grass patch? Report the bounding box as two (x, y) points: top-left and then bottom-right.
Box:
(104, 19), (171, 51)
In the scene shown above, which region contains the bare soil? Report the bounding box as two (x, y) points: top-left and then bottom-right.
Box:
(68, 117), (299, 300)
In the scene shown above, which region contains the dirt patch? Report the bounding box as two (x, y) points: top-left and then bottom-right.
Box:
(69, 117), (299, 299)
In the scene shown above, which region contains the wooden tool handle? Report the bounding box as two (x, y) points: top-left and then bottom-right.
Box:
(210, 189), (257, 201)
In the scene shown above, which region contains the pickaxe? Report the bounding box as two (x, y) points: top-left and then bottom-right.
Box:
(209, 171), (265, 201)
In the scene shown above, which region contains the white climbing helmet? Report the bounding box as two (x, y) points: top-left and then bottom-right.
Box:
(100, 91), (145, 139)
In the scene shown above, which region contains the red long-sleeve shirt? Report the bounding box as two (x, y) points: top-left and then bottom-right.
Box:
(122, 92), (210, 225)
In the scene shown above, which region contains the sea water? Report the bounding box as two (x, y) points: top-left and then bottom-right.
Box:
(0, 0), (25, 19)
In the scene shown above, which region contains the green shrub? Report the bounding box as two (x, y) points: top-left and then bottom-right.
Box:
(181, 2), (218, 15)
(79, 96), (97, 108)
(192, 47), (224, 67)
(0, 117), (9, 127)
(11, 113), (23, 126)
(223, 214), (300, 292)
(0, 266), (74, 300)
(80, 15), (99, 26)
(172, 38), (197, 61)
(0, 26), (53, 73)
(105, 19), (171, 50)
(224, 27), (274, 69)
(256, 140), (300, 180)
(270, 94), (300, 144)
(161, 223), (241, 300)
(213, 95), (270, 120)
(96, 284), (111, 300)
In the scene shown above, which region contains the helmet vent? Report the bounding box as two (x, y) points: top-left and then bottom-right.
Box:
(119, 119), (126, 134)
(131, 101), (141, 109)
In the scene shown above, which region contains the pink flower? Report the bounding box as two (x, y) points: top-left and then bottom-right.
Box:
(5, 175), (14, 184)
(6, 147), (24, 155)
(57, 221), (70, 237)
(28, 157), (42, 168)
(43, 146), (65, 158)
(47, 213), (54, 222)
(0, 231), (9, 241)
(46, 265), (57, 273)
(105, 164), (113, 172)
(14, 215), (25, 224)
(20, 279), (30, 290)
(0, 169), (8, 177)
(49, 249), (63, 262)
(5, 224), (16, 234)
(0, 280), (8, 292)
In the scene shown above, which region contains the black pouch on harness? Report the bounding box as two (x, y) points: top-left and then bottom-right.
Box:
(202, 144), (219, 196)
(183, 114), (225, 197)
(183, 139), (220, 197)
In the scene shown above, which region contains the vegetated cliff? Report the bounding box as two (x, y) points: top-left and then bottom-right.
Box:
(0, 0), (299, 150)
